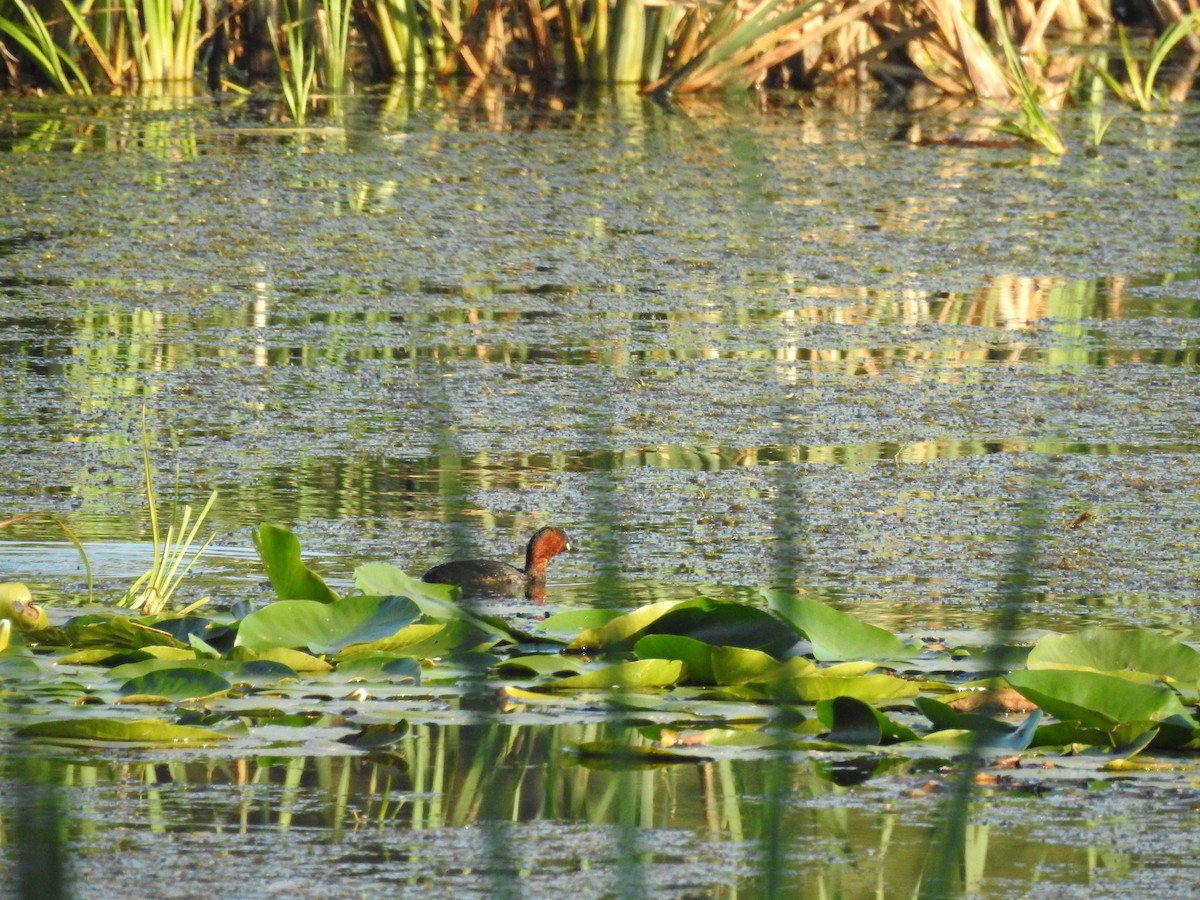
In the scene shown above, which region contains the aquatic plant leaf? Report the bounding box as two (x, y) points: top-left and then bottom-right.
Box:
(117, 667), (232, 701)
(354, 563), (459, 604)
(253, 524), (339, 603)
(108, 658), (233, 681)
(63, 616), (189, 651)
(916, 696), (1019, 734)
(537, 608), (624, 642)
(57, 648), (156, 666)
(335, 655), (421, 682)
(147, 616), (214, 645)
(542, 659), (685, 691)
(1027, 626), (1200, 683)
(756, 673), (919, 704)
(230, 646), (333, 673)
(16, 717), (231, 746)
(819, 696), (881, 744)
(235, 595), (421, 655)
(337, 623), (446, 655)
(764, 590), (922, 661)
(818, 696), (920, 744)
(568, 598), (797, 655)
(338, 621), (498, 660)
(232, 659), (299, 685)
(565, 600), (681, 651)
(494, 654), (589, 678)
(353, 564), (523, 643)
(633, 635), (779, 685)
(1034, 718), (1175, 750)
(1006, 669), (1197, 747)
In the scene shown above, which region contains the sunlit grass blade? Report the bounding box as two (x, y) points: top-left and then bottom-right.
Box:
(118, 412), (218, 616)
(0, 0), (93, 94)
(986, 0), (1067, 155)
(271, 0), (318, 124)
(1094, 13), (1200, 111)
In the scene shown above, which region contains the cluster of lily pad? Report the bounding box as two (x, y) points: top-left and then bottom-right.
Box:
(1, 524), (1198, 769)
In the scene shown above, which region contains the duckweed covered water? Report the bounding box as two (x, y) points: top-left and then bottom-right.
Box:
(3, 89), (1200, 896)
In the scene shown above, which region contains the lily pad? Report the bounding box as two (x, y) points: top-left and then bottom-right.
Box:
(16, 717), (231, 746)
(568, 598), (797, 655)
(764, 590), (922, 661)
(542, 659), (685, 691)
(1006, 669), (1197, 747)
(117, 667), (232, 701)
(1027, 626), (1200, 684)
(633, 634), (779, 685)
(253, 524), (339, 603)
(235, 595), (421, 655)
(818, 696), (920, 744)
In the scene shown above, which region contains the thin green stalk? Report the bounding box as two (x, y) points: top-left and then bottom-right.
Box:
(987, 0), (1067, 155)
(1094, 13), (1200, 111)
(118, 411), (218, 615)
(0, 0), (92, 93)
(271, 0), (317, 124)
(320, 0), (352, 93)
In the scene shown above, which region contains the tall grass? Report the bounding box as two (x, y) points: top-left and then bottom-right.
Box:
(1, 0), (1198, 135)
(271, 0), (318, 124)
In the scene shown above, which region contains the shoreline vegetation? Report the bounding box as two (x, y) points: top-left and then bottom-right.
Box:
(0, 1), (1197, 142)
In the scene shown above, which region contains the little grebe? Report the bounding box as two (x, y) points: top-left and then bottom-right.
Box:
(421, 526), (572, 599)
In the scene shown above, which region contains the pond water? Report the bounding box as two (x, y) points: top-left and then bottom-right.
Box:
(2, 87), (1200, 896)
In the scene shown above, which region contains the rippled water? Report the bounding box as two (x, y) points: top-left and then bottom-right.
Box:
(3, 88), (1200, 896)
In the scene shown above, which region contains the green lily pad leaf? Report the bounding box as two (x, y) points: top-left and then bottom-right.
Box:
(108, 658), (233, 681)
(915, 696), (1021, 734)
(570, 740), (713, 768)
(63, 616), (189, 652)
(235, 595), (420, 655)
(145, 616), (213, 645)
(568, 598), (797, 655)
(817, 696), (920, 744)
(494, 654), (588, 678)
(565, 600), (681, 651)
(188, 633), (222, 659)
(338, 621), (498, 661)
(233, 659), (299, 685)
(228, 646), (333, 673)
(1006, 669), (1197, 747)
(335, 655), (421, 682)
(542, 659), (685, 691)
(756, 673), (919, 704)
(764, 590), (922, 661)
(253, 524), (339, 603)
(633, 634), (779, 685)
(355, 563), (457, 604)
(141, 646), (200, 661)
(537, 608), (624, 642)
(354, 564), (524, 644)
(57, 648), (155, 667)
(819, 696), (882, 744)
(1028, 626), (1200, 683)
(1034, 718), (1175, 750)
(117, 667), (232, 701)
(16, 717), (231, 746)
